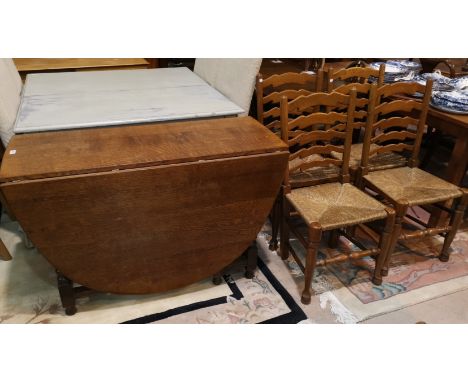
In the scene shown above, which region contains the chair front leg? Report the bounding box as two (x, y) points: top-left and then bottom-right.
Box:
(440, 191), (468, 262)
(382, 202), (408, 276)
(373, 208), (395, 285)
(301, 224), (322, 305)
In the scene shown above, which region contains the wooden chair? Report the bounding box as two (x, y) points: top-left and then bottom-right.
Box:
(326, 65), (407, 174)
(256, 70), (324, 250)
(358, 80), (468, 276)
(279, 90), (395, 304)
(256, 70), (324, 133)
(194, 58), (262, 116)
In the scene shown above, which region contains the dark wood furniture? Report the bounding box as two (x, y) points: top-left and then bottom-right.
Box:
(279, 90), (395, 304)
(0, 117), (288, 314)
(358, 81), (467, 276)
(0, 238), (12, 260)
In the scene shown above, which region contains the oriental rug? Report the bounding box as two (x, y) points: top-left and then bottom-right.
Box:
(0, 215), (306, 324)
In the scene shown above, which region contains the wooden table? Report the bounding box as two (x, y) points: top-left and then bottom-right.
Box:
(0, 117), (288, 314)
(426, 107), (468, 226)
(426, 108), (468, 186)
(14, 67), (244, 134)
(14, 58), (150, 78)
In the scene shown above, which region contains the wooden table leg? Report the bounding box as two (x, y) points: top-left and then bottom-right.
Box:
(245, 241), (258, 279)
(56, 271), (77, 316)
(0, 238), (12, 261)
(428, 134), (468, 227)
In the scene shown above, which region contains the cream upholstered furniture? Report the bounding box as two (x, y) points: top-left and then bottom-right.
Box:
(279, 90), (395, 304)
(0, 58), (22, 148)
(358, 80), (467, 276)
(194, 58), (262, 116)
(0, 58), (23, 260)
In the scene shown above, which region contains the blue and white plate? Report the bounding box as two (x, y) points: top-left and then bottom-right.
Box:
(431, 90), (468, 114)
(387, 60), (422, 71)
(413, 73), (453, 91)
(450, 76), (468, 91)
(430, 102), (468, 115)
(369, 60), (421, 83)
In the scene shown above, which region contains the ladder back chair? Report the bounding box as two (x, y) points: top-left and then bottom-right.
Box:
(256, 70), (324, 133)
(279, 90), (395, 304)
(256, 70), (324, 250)
(327, 64), (407, 174)
(358, 80), (467, 276)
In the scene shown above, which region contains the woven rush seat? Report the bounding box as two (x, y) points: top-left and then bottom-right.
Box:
(364, 166), (463, 206)
(289, 153), (340, 184)
(286, 182), (388, 230)
(330, 143), (407, 171)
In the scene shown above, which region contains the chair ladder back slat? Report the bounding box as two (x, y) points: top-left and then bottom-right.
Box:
(371, 130), (417, 145)
(288, 112), (348, 131)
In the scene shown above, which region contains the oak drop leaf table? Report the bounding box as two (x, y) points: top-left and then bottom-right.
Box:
(0, 117), (288, 315)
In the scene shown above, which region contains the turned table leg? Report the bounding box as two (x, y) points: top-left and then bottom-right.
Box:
(0, 238), (12, 261)
(245, 241), (258, 279)
(56, 271), (77, 316)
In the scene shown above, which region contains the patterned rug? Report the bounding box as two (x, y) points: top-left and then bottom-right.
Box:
(2, 212), (468, 324)
(0, 216), (306, 324)
(263, 216), (468, 323)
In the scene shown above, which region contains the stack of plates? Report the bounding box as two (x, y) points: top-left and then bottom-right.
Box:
(369, 60), (422, 83)
(412, 72), (453, 92)
(431, 89), (468, 114)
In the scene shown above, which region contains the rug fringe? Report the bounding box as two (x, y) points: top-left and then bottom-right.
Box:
(319, 291), (358, 324)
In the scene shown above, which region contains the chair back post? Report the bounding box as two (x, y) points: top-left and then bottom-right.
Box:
(408, 78), (433, 168)
(325, 67), (334, 93)
(340, 88), (357, 184)
(377, 64), (386, 87)
(359, 82), (378, 180)
(256, 73), (264, 124)
(280, 95), (291, 193)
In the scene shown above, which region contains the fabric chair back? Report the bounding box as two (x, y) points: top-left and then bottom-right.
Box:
(0, 58), (22, 148)
(194, 58), (262, 116)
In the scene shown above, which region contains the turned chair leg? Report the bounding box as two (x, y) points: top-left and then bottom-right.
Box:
(245, 241), (258, 279)
(56, 271), (77, 316)
(440, 193), (468, 262)
(301, 224), (322, 305)
(373, 209), (395, 285)
(381, 203), (407, 277)
(280, 198), (290, 260)
(269, 194), (281, 251)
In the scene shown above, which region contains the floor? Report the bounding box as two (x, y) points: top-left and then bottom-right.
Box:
(362, 288), (468, 324)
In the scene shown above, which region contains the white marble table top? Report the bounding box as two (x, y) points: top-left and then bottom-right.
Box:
(14, 67), (244, 133)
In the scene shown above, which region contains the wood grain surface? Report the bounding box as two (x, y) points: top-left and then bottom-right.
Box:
(1, 116), (287, 181)
(14, 58), (149, 72)
(0, 117), (288, 294)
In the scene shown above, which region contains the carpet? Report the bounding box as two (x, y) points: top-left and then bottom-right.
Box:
(260, 217), (468, 323)
(0, 216), (306, 324)
(2, 211), (468, 324)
